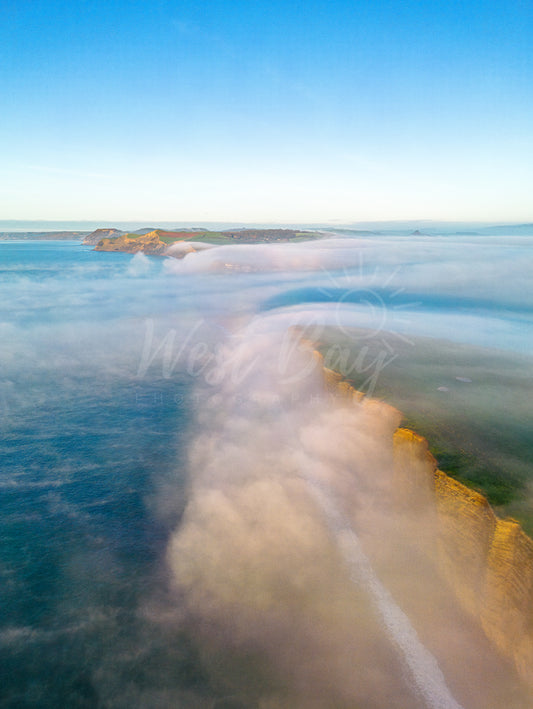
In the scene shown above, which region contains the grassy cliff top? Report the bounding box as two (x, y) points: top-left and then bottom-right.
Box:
(313, 327), (533, 535)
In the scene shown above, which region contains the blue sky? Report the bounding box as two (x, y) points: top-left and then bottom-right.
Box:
(1, 0), (532, 223)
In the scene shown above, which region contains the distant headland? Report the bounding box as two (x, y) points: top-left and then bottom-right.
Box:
(90, 227), (325, 254)
(0, 226), (324, 249)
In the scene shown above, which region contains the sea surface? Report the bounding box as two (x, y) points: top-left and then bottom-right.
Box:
(1, 236), (533, 707)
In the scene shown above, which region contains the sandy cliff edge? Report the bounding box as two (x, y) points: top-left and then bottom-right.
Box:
(321, 362), (533, 688)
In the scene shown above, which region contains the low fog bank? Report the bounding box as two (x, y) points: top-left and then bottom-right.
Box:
(2, 237), (533, 707)
(162, 234), (533, 353)
(166, 326), (533, 708)
(164, 233), (533, 309)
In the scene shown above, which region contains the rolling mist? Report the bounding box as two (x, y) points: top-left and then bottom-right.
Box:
(1, 234), (532, 707)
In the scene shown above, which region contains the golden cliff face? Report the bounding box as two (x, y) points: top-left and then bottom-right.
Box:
(393, 426), (533, 690)
(322, 356), (533, 687)
(323, 350), (533, 690)
(95, 231), (168, 254)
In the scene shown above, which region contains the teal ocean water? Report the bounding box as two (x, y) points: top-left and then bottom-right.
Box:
(0, 242), (200, 707)
(1, 237), (533, 707)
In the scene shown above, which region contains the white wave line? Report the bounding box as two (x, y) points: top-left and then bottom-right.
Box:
(305, 477), (464, 709)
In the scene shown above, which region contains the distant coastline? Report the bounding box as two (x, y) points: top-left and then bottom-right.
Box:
(1, 220), (533, 241)
(0, 231), (91, 240)
(0, 225), (325, 246)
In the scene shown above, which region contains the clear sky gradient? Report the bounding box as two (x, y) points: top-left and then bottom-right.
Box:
(1, 0), (532, 223)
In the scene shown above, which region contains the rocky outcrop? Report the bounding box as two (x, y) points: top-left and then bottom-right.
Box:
(82, 227), (124, 245)
(94, 231), (167, 255)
